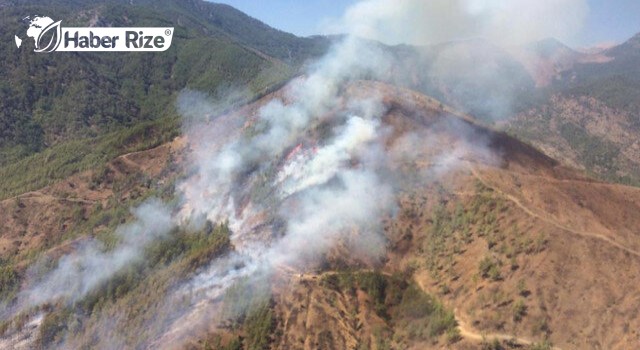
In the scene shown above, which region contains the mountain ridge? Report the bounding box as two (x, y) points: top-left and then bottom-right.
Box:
(2, 80), (639, 349)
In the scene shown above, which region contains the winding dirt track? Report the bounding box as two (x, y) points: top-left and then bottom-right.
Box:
(469, 167), (640, 259)
(288, 269), (557, 348)
(453, 312), (561, 350)
(13, 192), (97, 205)
(454, 309), (531, 346)
(410, 276), (559, 349)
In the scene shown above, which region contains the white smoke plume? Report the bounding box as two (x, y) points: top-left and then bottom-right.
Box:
(327, 0), (589, 46)
(276, 116), (381, 196)
(325, 0), (591, 120)
(1, 0), (524, 347)
(272, 167), (394, 265)
(15, 199), (174, 310)
(178, 42), (395, 259)
(147, 37), (402, 345)
(177, 37), (393, 228)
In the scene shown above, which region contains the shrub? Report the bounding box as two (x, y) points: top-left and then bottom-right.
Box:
(0, 265), (18, 301)
(398, 285), (457, 339)
(517, 279), (528, 297)
(479, 256), (501, 281)
(445, 327), (461, 343)
(531, 317), (550, 336)
(512, 299), (527, 322)
(244, 301), (274, 350)
(481, 338), (504, 350)
(530, 340), (553, 350)
(37, 309), (72, 348)
(224, 337), (243, 350)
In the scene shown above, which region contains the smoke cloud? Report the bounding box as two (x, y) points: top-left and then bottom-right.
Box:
(16, 199), (174, 310)
(147, 36), (403, 344)
(177, 40), (396, 264)
(327, 0), (589, 46)
(322, 0), (591, 121)
(2, 0), (526, 347)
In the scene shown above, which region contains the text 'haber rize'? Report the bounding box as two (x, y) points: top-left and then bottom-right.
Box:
(64, 31), (166, 49)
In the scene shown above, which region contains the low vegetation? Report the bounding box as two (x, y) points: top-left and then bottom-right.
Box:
(0, 116), (179, 200)
(35, 221), (232, 348)
(321, 271), (458, 346)
(559, 122), (620, 177)
(420, 180), (547, 284)
(243, 301), (275, 350)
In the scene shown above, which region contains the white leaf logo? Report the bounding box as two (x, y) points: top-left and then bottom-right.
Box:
(34, 20), (62, 53)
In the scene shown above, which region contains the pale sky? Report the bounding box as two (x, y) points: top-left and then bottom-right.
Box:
(216, 0), (640, 47)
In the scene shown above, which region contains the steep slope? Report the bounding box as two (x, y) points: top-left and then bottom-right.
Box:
(0, 0), (334, 201)
(508, 38), (612, 87)
(387, 39), (536, 122)
(504, 32), (640, 185)
(0, 0), (328, 168)
(165, 81), (640, 349)
(503, 94), (640, 185)
(2, 81), (639, 349)
(356, 82), (640, 350)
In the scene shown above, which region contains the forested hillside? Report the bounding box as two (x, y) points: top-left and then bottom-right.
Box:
(0, 0), (329, 197)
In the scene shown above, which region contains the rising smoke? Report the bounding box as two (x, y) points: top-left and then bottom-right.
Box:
(173, 35), (398, 291)
(2, 0), (590, 348)
(327, 0), (590, 119)
(15, 199), (174, 310)
(327, 0), (589, 46)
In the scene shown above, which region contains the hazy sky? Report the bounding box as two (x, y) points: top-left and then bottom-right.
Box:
(217, 0), (639, 47)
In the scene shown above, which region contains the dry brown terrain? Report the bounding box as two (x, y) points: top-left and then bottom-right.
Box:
(178, 82), (640, 349)
(2, 81), (639, 349)
(0, 138), (185, 264)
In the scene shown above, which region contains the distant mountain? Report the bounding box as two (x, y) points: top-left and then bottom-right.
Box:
(505, 38), (612, 87)
(505, 32), (640, 185)
(386, 38), (536, 121)
(605, 32), (640, 60)
(529, 37), (577, 59)
(557, 32), (640, 114)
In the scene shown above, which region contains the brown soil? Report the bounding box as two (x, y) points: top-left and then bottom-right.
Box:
(2, 81), (640, 349)
(0, 138), (185, 263)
